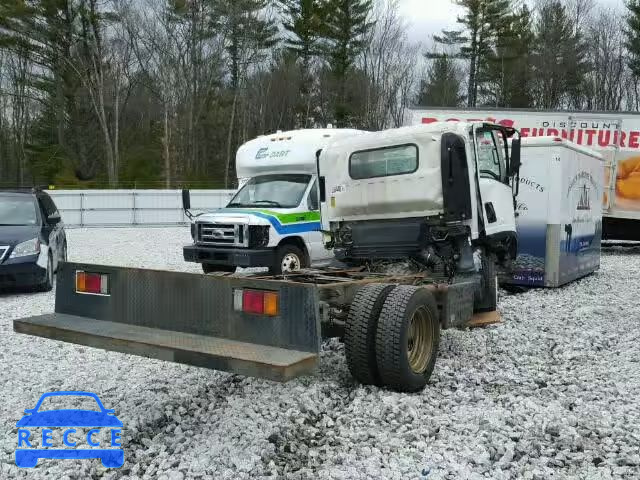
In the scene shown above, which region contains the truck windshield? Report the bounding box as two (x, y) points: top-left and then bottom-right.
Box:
(0, 195), (38, 226)
(228, 174), (312, 209)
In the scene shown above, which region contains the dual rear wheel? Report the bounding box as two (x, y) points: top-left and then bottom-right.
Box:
(344, 284), (441, 393)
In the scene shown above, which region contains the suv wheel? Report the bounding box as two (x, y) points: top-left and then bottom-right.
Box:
(270, 244), (309, 275)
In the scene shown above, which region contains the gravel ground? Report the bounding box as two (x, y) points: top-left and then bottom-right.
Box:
(1, 228), (639, 480)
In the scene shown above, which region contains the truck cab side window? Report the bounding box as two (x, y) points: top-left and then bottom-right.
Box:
(475, 130), (507, 182)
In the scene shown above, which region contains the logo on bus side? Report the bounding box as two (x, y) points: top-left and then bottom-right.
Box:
(255, 148), (291, 160)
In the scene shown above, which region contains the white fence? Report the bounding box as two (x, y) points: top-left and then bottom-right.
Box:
(47, 189), (236, 227)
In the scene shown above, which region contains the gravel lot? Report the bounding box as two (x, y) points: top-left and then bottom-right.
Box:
(1, 227), (639, 479)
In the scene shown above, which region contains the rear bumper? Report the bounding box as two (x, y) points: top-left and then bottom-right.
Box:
(183, 245), (276, 268)
(13, 262), (322, 382)
(0, 256), (44, 287)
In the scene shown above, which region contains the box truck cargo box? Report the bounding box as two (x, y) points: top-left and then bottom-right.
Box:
(506, 137), (604, 287)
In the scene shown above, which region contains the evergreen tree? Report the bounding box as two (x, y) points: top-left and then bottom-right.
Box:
(417, 54), (463, 107)
(454, 0), (511, 107)
(320, 0), (375, 126)
(213, 0), (278, 186)
(279, 0), (326, 126)
(280, 0), (324, 70)
(0, 0), (105, 181)
(625, 0), (640, 78)
(214, 0), (278, 90)
(532, 1), (588, 108)
(482, 4), (534, 107)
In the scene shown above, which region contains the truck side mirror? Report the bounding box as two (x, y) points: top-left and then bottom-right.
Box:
(319, 177), (326, 203)
(182, 189), (191, 211)
(509, 138), (522, 177)
(47, 212), (61, 225)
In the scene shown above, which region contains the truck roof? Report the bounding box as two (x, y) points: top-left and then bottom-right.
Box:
(321, 122), (480, 153)
(236, 128), (368, 179)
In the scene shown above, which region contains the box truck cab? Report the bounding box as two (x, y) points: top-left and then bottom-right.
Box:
(320, 122), (521, 274)
(183, 128), (366, 274)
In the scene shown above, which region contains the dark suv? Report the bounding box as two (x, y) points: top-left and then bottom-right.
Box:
(0, 189), (67, 291)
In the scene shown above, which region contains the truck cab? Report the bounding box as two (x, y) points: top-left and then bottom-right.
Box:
(183, 128), (366, 274)
(320, 122), (521, 295)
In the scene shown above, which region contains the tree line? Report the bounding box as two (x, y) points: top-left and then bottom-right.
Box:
(0, 0), (638, 189)
(421, 0), (640, 113)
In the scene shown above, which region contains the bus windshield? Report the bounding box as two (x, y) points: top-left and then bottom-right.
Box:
(227, 174), (312, 209)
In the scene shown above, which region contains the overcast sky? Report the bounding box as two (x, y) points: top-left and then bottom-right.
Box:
(398, 0), (626, 44)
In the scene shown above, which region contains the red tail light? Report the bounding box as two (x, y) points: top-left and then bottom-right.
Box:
(243, 290), (264, 314)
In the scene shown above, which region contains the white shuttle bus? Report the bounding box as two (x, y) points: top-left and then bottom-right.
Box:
(183, 128), (366, 274)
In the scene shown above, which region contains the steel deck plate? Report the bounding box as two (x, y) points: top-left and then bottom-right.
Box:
(14, 313), (318, 382)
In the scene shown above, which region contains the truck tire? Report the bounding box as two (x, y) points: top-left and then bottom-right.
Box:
(375, 286), (440, 392)
(270, 244), (308, 275)
(202, 264), (236, 274)
(344, 283), (396, 386)
(475, 253), (498, 312)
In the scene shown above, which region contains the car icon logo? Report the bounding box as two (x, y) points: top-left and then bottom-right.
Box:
(15, 391), (124, 468)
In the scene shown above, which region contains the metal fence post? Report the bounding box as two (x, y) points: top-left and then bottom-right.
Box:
(80, 193), (85, 228)
(132, 191), (137, 225)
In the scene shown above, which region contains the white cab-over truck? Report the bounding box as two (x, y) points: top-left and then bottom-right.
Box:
(14, 122), (521, 392)
(183, 129), (365, 274)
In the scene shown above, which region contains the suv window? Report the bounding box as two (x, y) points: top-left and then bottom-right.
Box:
(475, 130), (507, 181)
(0, 194), (39, 225)
(349, 144), (418, 180)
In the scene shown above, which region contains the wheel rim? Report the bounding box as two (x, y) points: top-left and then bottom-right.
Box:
(407, 306), (434, 374)
(281, 253), (301, 272)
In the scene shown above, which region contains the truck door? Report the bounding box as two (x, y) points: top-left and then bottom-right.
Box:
(473, 126), (517, 238)
(305, 179), (332, 260)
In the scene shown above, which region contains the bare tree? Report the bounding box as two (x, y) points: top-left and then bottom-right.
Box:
(566, 0), (596, 35)
(359, 0), (419, 130)
(583, 9), (626, 111)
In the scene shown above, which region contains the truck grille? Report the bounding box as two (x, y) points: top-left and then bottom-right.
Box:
(197, 223), (248, 247)
(0, 246), (8, 264)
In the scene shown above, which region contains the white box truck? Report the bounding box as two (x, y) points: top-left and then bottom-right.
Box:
(507, 137), (604, 287)
(407, 108), (640, 240)
(182, 128), (366, 274)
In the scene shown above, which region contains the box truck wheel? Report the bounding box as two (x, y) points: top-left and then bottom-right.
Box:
(202, 264), (236, 274)
(375, 286), (440, 392)
(475, 253), (498, 312)
(345, 283), (396, 386)
(270, 244), (309, 274)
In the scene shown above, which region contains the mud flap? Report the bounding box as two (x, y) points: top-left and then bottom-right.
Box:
(13, 263), (321, 382)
